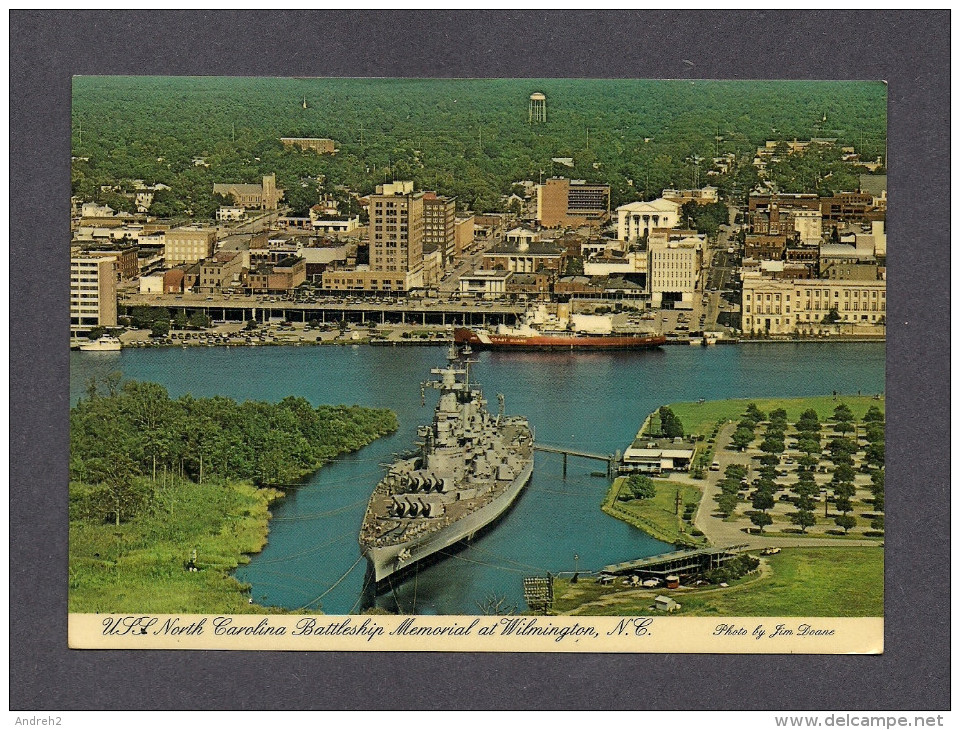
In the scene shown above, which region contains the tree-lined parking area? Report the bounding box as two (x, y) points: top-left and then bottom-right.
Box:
(709, 400), (885, 540)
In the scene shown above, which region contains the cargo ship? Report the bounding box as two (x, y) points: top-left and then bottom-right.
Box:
(454, 306), (666, 351)
(359, 344), (534, 588)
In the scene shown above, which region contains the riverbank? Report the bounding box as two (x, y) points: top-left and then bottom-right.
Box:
(601, 477), (706, 547)
(69, 479), (285, 614)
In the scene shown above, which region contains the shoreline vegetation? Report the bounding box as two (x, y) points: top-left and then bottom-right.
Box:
(602, 477), (705, 547)
(69, 378), (397, 613)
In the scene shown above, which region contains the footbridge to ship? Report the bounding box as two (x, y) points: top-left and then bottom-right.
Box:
(533, 444), (621, 478)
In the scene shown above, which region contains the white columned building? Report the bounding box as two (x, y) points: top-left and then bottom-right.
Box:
(616, 198), (682, 242)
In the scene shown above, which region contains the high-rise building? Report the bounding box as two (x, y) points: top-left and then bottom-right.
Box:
(422, 192), (456, 266)
(369, 181), (424, 290)
(529, 92), (547, 123)
(70, 251), (117, 338)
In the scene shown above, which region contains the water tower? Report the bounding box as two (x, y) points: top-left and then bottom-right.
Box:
(529, 92), (547, 123)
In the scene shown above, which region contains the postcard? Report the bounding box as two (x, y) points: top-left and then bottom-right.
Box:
(68, 76), (886, 652)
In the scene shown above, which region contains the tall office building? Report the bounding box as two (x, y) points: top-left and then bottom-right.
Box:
(70, 251), (117, 338)
(369, 181), (425, 289)
(423, 192), (456, 266)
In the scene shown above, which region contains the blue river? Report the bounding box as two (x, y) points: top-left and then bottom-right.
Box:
(70, 342), (885, 614)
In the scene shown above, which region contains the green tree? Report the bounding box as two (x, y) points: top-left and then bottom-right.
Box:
(730, 427), (754, 451)
(760, 435), (785, 455)
(750, 511), (773, 534)
(744, 403), (766, 422)
(173, 310), (189, 329)
(862, 406), (884, 423)
(84, 454), (149, 527)
(834, 496), (853, 515)
(834, 420), (855, 437)
(626, 474), (656, 500)
(769, 408), (788, 425)
(797, 409), (821, 430)
(716, 493), (738, 517)
(752, 491), (775, 513)
(790, 510), (815, 534)
(657, 406), (684, 438)
(189, 310), (211, 329)
(833, 403), (854, 422)
(870, 515), (884, 532)
(865, 422), (884, 444)
(865, 441), (884, 467)
(834, 514), (856, 534)
(150, 319), (171, 338)
(87, 326), (107, 340)
(724, 464), (748, 481)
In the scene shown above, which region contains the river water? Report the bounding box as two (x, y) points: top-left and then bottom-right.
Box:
(70, 342), (885, 614)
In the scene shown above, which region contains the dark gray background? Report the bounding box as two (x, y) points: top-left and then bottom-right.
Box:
(10, 10), (949, 710)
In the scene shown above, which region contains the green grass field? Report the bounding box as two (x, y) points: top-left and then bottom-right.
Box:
(552, 546), (883, 617)
(668, 395), (885, 438)
(69, 480), (285, 614)
(602, 477), (705, 546)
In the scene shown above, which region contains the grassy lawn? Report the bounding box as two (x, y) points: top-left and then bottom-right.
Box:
(69, 480), (285, 614)
(601, 477), (705, 546)
(668, 395), (885, 438)
(552, 546), (883, 617)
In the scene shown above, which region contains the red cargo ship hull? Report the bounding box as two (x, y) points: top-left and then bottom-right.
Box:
(454, 328), (666, 351)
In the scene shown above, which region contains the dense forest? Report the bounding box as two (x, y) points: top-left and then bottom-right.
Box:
(70, 377), (398, 525)
(72, 77), (887, 216)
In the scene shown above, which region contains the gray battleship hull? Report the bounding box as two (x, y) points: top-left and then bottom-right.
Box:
(364, 458), (534, 585)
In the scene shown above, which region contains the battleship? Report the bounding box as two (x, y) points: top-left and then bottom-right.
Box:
(359, 344), (534, 588)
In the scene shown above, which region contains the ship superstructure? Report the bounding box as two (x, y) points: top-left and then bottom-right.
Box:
(359, 345), (533, 586)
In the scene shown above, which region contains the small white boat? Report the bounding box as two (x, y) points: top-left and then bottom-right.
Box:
(79, 336), (122, 352)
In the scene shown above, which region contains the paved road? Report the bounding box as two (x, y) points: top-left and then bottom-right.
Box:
(691, 422), (882, 549)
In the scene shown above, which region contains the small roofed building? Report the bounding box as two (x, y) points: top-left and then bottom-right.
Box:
(246, 255), (306, 293)
(296, 243), (350, 282)
(216, 206), (246, 222)
(654, 595), (680, 612)
(163, 268), (185, 294)
(458, 270), (512, 299)
(139, 273), (165, 294)
(553, 275), (601, 297)
(197, 250), (247, 293)
(621, 437), (697, 474)
(744, 234), (788, 262)
(505, 272), (551, 301)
